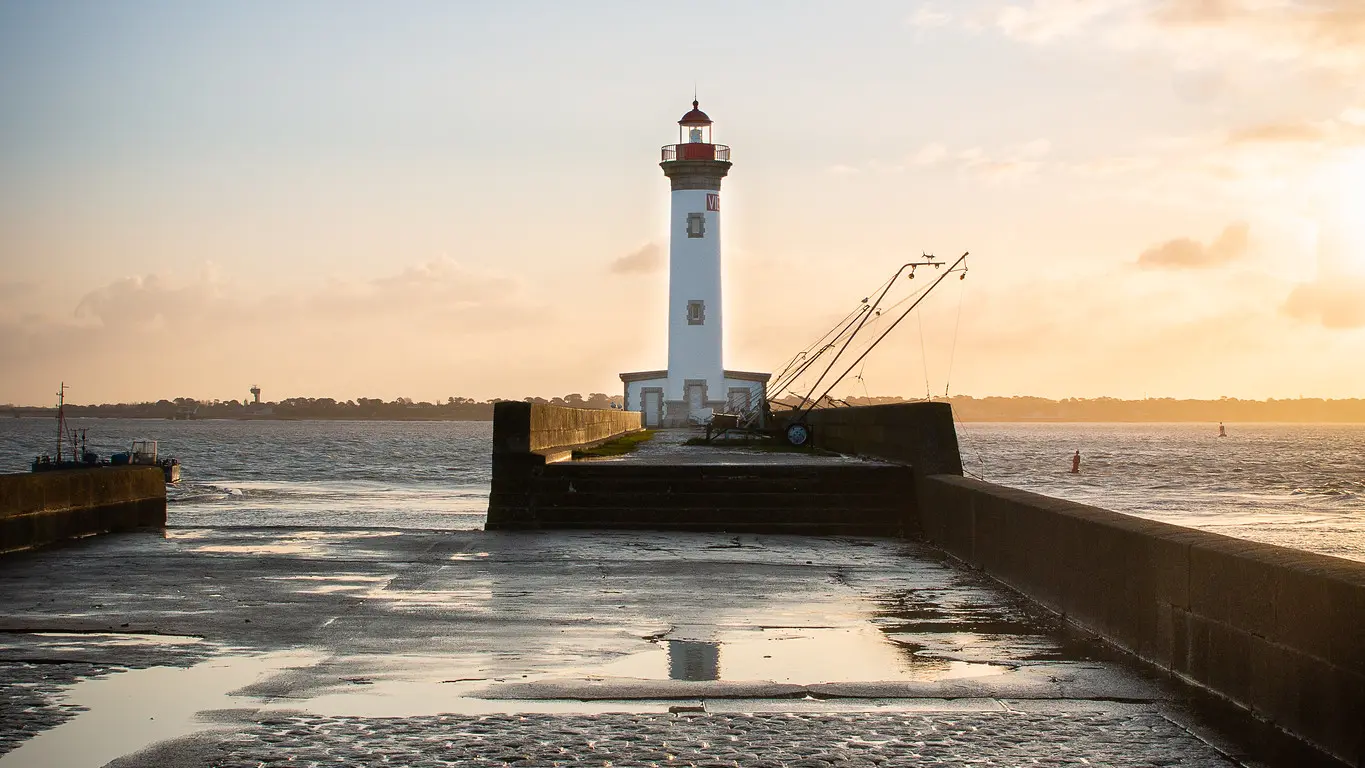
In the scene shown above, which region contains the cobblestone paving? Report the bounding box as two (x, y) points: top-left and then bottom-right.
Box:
(206, 711), (1235, 767)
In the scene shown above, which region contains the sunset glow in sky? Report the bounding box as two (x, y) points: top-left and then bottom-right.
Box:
(3, 1), (1364, 405)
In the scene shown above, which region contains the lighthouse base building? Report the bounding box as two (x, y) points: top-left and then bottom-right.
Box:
(619, 101), (769, 428)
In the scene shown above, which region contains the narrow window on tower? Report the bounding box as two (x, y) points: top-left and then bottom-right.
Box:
(686, 212), (706, 238)
(687, 300), (705, 325)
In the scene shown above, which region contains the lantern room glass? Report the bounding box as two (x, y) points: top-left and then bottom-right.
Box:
(680, 123), (712, 144)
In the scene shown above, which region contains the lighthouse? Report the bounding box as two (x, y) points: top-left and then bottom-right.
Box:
(620, 101), (770, 427)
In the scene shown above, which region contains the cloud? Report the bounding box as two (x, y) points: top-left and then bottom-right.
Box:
(1226, 111), (1365, 149)
(66, 258), (522, 331)
(1227, 123), (1326, 145)
(956, 139), (1052, 182)
(1137, 222), (1250, 268)
(0, 280), (38, 318)
(0, 258), (558, 403)
(74, 273), (230, 329)
(1068, 154), (1160, 178)
(907, 4), (952, 28)
(609, 243), (664, 275)
(315, 259), (518, 318)
(834, 140), (1052, 181)
(910, 142), (949, 166)
(1282, 277), (1365, 329)
(995, 0), (1127, 44)
(985, 0), (1365, 75)
(0, 280), (35, 298)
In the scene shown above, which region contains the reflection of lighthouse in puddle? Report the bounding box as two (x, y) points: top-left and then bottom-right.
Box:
(666, 640), (720, 681)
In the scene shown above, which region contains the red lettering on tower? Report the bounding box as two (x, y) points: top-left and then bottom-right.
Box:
(706, 194), (720, 211)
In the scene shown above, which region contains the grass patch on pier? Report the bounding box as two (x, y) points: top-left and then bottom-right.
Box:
(572, 430), (656, 459)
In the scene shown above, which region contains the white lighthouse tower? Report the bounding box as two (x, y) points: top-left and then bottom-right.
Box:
(620, 101), (770, 427)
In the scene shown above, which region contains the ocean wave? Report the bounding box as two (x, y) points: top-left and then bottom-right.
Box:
(1289, 487), (1358, 499)
(169, 483), (294, 504)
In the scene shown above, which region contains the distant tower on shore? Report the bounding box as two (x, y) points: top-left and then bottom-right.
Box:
(619, 100), (769, 427)
(250, 385), (261, 405)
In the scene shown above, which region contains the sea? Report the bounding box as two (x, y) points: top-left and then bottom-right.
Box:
(2, 418), (1362, 563)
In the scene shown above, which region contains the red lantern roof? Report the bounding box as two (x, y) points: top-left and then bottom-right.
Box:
(678, 100), (712, 126)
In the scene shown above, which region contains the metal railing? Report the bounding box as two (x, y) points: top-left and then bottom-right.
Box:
(661, 144), (731, 162)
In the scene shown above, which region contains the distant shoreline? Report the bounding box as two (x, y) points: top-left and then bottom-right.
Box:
(3, 414), (495, 423)
(9, 415), (1365, 425)
(7, 395), (1365, 424)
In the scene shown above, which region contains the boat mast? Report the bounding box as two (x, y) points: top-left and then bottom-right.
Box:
(55, 382), (66, 464)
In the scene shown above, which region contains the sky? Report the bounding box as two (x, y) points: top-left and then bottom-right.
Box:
(2, 0), (1364, 406)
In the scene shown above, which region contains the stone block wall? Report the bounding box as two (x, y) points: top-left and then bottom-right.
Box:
(0, 466), (167, 553)
(492, 401), (642, 460)
(488, 402), (643, 527)
(785, 402), (963, 476)
(918, 474), (1365, 766)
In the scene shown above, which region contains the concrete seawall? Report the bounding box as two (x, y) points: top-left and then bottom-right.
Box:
(794, 401), (1361, 765)
(918, 474), (1365, 766)
(486, 403), (916, 534)
(0, 467), (167, 554)
(492, 401), (642, 462)
(488, 402), (642, 528)
(485, 400), (1363, 761)
(784, 401), (964, 476)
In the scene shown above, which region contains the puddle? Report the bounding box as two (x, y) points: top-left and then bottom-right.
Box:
(177, 529), (403, 556)
(17, 632), (206, 648)
(227, 653), (676, 718)
(591, 626), (1006, 684)
(260, 573), (394, 596)
(0, 624), (1011, 760)
(0, 650), (321, 768)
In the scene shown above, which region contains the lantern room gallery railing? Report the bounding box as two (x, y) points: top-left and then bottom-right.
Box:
(661, 144), (731, 162)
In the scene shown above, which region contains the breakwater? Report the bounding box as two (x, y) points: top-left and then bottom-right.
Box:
(0, 467), (167, 553)
(806, 402), (1363, 766)
(487, 401), (642, 527)
(918, 475), (1364, 766)
(786, 401), (964, 476)
(488, 401), (1363, 763)
(492, 400), (642, 462)
(485, 402), (915, 534)
(488, 460), (915, 535)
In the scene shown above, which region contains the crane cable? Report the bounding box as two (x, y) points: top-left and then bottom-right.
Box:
(855, 358), (871, 403)
(940, 276), (985, 480)
(916, 309), (931, 401)
(944, 276), (967, 399)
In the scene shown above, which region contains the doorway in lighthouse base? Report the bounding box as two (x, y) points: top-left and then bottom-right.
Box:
(684, 381), (709, 423)
(642, 390), (662, 428)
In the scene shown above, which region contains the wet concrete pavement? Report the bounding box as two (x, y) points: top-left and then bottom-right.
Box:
(0, 527), (1314, 766)
(605, 427), (884, 466)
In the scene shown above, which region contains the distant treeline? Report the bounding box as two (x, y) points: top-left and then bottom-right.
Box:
(7, 393), (1365, 422)
(824, 395), (1365, 423)
(3, 393), (625, 421)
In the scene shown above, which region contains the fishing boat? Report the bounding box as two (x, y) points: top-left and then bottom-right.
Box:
(31, 382), (182, 483)
(110, 440), (181, 483)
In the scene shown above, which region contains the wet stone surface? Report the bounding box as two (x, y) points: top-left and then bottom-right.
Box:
(191, 711), (1234, 767)
(0, 662), (109, 756)
(0, 631), (215, 757)
(0, 529), (1301, 765)
(608, 428), (886, 466)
